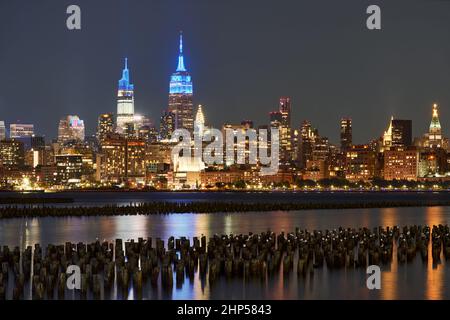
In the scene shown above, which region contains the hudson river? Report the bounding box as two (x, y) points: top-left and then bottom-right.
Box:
(0, 191), (449, 299)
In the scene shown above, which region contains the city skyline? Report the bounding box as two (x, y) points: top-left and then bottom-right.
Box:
(2, 1), (450, 307)
(0, 0), (450, 143)
(0, 32), (447, 147)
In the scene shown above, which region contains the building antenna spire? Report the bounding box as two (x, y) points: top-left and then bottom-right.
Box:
(176, 31), (187, 72)
(179, 31), (183, 54)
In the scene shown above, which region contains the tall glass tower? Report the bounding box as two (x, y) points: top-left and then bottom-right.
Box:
(168, 32), (194, 132)
(116, 58), (135, 134)
(279, 97), (292, 163)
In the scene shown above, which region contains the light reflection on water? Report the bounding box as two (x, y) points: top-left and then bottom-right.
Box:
(426, 206), (445, 300)
(0, 206), (450, 299)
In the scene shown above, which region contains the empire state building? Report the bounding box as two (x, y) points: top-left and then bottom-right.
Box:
(116, 58), (135, 134)
(168, 32), (194, 132)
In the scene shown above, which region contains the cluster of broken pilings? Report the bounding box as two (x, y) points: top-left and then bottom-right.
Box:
(0, 224), (447, 300)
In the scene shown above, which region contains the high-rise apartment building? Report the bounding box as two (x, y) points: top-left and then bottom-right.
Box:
(97, 113), (114, 144)
(340, 118), (352, 151)
(0, 139), (24, 168)
(279, 97), (292, 162)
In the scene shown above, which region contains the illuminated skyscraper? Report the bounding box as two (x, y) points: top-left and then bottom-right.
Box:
(58, 115), (85, 144)
(194, 105), (205, 136)
(340, 118), (352, 151)
(98, 135), (146, 185)
(382, 116), (394, 151)
(299, 120), (318, 169)
(382, 117), (412, 150)
(0, 139), (24, 168)
(160, 111), (175, 140)
(279, 97), (292, 162)
(268, 97), (292, 164)
(168, 32), (194, 132)
(116, 58), (135, 133)
(270, 111), (282, 128)
(10, 123), (34, 138)
(9, 123), (34, 150)
(428, 103), (442, 148)
(392, 119), (412, 148)
(97, 113), (114, 144)
(0, 121), (6, 141)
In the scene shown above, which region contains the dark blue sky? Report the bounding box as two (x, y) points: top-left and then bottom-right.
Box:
(0, 0), (449, 144)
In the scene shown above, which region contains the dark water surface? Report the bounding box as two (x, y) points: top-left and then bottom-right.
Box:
(0, 192), (449, 300)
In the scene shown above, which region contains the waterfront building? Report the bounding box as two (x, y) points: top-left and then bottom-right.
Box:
(200, 168), (247, 186)
(259, 170), (294, 185)
(37, 165), (58, 187)
(340, 118), (352, 151)
(58, 115), (85, 144)
(0, 139), (24, 168)
(116, 58), (135, 134)
(383, 148), (419, 181)
(97, 135), (126, 183)
(303, 159), (329, 181)
(97, 113), (114, 144)
(97, 135), (147, 185)
(168, 32), (194, 132)
(55, 154), (83, 185)
(345, 144), (378, 182)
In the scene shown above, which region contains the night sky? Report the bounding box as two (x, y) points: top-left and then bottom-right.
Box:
(0, 0), (449, 144)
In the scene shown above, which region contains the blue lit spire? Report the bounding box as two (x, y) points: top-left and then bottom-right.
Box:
(169, 32), (193, 95)
(118, 57), (134, 91)
(176, 32), (187, 72)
